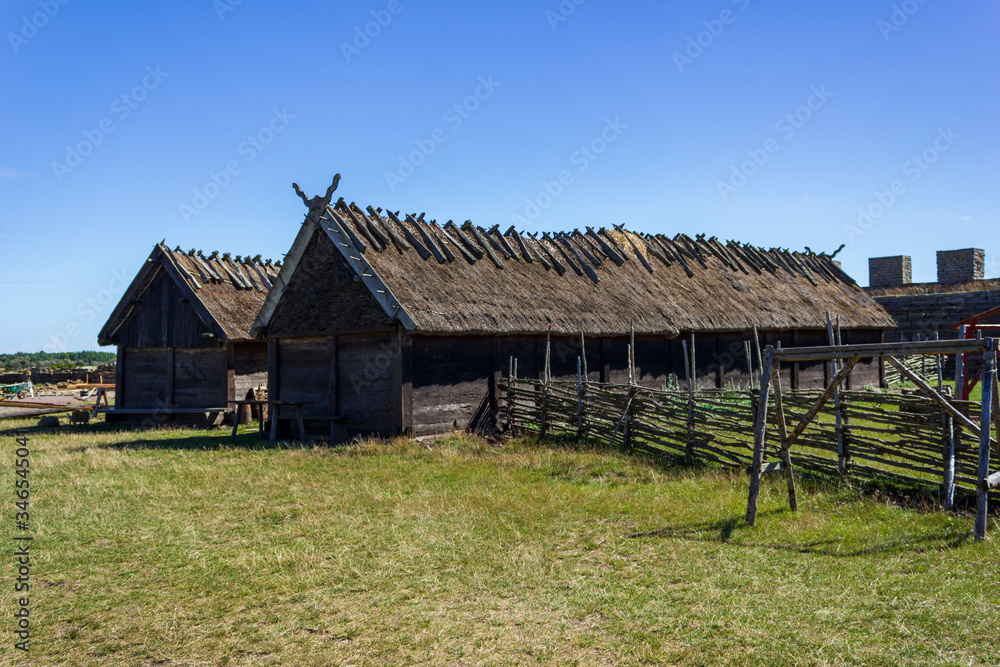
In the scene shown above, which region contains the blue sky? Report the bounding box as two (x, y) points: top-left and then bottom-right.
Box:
(1, 0), (997, 354)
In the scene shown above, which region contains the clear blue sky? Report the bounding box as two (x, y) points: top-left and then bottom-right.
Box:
(1, 0), (997, 354)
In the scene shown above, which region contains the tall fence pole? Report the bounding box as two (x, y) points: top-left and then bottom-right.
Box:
(932, 332), (955, 508)
(753, 325), (763, 389)
(624, 343), (635, 452)
(746, 345), (774, 527)
(836, 317), (851, 471)
(827, 312), (846, 478)
(577, 356), (584, 436)
(943, 385), (956, 509)
(974, 337), (994, 541)
(507, 356), (515, 432)
(956, 325), (967, 400)
(540, 333), (551, 438)
(682, 337), (695, 463)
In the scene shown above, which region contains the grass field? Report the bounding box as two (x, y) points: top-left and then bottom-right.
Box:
(4, 419), (1000, 666)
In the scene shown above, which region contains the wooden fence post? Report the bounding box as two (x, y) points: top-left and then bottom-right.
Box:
(974, 337), (994, 541)
(753, 325), (763, 387)
(934, 332), (943, 391)
(540, 333), (551, 438)
(507, 356), (515, 432)
(956, 325), (967, 400)
(943, 385), (956, 509)
(682, 337), (695, 463)
(827, 312), (846, 477)
(746, 345), (774, 527)
(577, 356), (584, 436)
(580, 333), (588, 436)
(624, 343), (635, 451)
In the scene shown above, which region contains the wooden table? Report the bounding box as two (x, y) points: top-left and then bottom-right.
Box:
(227, 400), (268, 444)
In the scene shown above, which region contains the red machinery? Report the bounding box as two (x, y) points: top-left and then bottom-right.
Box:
(951, 305), (1000, 400)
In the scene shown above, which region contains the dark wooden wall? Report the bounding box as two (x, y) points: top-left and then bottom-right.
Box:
(270, 334), (398, 438)
(407, 328), (888, 437)
(114, 271), (217, 348)
(116, 342), (266, 413)
(265, 327), (887, 440)
(412, 336), (493, 437)
(172, 348), (227, 408)
(120, 348), (170, 409)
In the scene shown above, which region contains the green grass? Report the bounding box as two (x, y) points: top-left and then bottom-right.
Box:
(4, 419), (1000, 666)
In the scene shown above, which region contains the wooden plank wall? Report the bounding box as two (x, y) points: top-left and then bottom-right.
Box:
(172, 349), (227, 408)
(116, 272), (216, 348)
(274, 334), (397, 437)
(337, 333), (397, 436)
(266, 327), (889, 439)
(276, 337), (332, 420)
(120, 347), (228, 410)
(412, 336), (493, 437)
(121, 348), (170, 409)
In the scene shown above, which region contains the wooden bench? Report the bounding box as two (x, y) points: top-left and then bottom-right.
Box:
(227, 400), (350, 444)
(268, 401), (307, 443)
(98, 407), (227, 427)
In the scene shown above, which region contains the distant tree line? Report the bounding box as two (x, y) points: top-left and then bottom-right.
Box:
(0, 351), (117, 371)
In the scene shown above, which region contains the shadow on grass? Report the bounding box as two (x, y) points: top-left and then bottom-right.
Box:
(72, 432), (329, 452)
(629, 511), (972, 556)
(629, 512), (775, 544)
(0, 416), (337, 452)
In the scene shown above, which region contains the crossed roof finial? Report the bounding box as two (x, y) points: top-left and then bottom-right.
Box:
(292, 174), (342, 219)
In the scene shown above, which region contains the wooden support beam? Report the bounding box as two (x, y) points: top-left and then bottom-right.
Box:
(785, 357), (859, 447)
(746, 346), (774, 527)
(775, 339), (985, 362)
(439, 223), (478, 263)
(343, 204), (384, 251)
(490, 225), (517, 259)
(386, 211), (430, 259)
(682, 338), (694, 463)
(586, 227), (625, 265)
(368, 206), (410, 251)
(505, 228), (534, 263)
(886, 356), (994, 443)
(448, 222), (485, 259)
(772, 364), (797, 511)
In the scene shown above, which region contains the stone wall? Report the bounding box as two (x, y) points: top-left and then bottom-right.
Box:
(872, 285), (1000, 374)
(869, 255), (911, 289)
(937, 248), (984, 284)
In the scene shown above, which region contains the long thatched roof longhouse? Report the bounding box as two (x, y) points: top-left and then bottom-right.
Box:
(254, 181), (894, 339)
(100, 244), (282, 345)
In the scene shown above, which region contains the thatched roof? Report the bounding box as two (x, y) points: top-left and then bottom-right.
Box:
(868, 279), (1000, 298)
(255, 198), (895, 338)
(99, 244), (280, 345)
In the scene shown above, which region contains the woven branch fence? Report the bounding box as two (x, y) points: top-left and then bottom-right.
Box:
(884, 354), (940, 387)
(500, 376), (1000, 494)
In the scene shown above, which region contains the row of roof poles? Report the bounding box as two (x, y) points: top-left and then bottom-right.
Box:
(160, 246), (281, 293)
(322, 197), (851, 287)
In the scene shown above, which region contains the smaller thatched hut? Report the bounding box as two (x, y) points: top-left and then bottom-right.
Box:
(252, 179), (896, 441)
(98, 244), (279, 422)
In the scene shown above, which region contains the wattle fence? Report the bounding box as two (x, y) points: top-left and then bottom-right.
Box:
(499, 376), (1000, 494)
